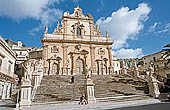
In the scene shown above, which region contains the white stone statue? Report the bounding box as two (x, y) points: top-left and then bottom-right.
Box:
(85, 65), (91, 79)
(148, 63), (160, 98)
(44, 26), (48, 34)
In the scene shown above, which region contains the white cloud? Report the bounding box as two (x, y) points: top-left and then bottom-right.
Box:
(29, 8), (63, 35)
(0, 0), (63, 35)
(148, 22), (159, 32)
(113, 48), (144, 59)
(73, 0), (80, 3)
(158, 23), (170, 34)
(96, 3), (151, 49)
(97, 0), (104, 12)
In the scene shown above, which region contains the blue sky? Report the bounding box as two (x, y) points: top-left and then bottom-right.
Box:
(0, 0), (170, 58)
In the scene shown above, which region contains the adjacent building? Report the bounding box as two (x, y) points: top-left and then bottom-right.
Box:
(112, 55), (120, 74)
(0, 36), (17, 99)
(142, 51), (170, 80)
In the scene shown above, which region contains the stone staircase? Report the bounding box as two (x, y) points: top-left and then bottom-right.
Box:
(33, 74), (150, 103)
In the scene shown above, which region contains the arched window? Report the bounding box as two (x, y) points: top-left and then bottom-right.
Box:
(76, 27), (81, 35)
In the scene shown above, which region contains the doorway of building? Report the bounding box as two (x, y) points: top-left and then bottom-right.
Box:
(52, 62), (59, 75)
(76, 58), (83, 75)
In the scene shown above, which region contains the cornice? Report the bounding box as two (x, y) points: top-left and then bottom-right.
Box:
(41, 39), (113, 45)
(62, 16), (93, 21)
(0, 38), (17, 59)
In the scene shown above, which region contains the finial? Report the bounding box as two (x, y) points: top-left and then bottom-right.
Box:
(44, 26), (48, 34)
(57, 21), (60, 28)
(106, 31), (108, 37)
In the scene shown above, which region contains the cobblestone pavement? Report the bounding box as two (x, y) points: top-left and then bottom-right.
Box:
(21, 99), (160, 110)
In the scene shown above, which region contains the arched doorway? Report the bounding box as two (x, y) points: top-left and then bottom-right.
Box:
(52, 62), (59, 75)
(96, 58), (108, 75)
(76, 57), (84, 75)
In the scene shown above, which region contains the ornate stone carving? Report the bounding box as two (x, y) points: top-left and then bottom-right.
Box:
(75, 44), (81, 51)
(74, 6), (83, 18)
(53, 21), (63, 34)
(71, 21), (85, 36)
(95, 24), (101, 36)
(98, 48), (105, 55)
(51, 46), (59, 53)
(42, 6), (116, 76)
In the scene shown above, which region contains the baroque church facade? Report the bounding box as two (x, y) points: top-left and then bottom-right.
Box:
(42, 6), (115, 75)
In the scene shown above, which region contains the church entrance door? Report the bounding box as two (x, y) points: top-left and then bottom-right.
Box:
(52, 62), (59, 75)
(76, 58), (83, 75)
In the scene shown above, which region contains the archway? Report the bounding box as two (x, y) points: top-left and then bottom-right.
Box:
(76, 57), (84, 75)
(96, 58), (108, 75)
(52, 62), (59, 75)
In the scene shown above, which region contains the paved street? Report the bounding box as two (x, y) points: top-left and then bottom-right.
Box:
(21, 99), (161, 110)
(1, 99), (169, 110)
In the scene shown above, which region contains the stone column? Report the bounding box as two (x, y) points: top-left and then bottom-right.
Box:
(96, 60), (99, 75)
(70, 55), (74, 75)
(90, 45), (96, 73)
(0, 84), (2, 97)
(89, 21), (94, 37)
(62, 45), (68, 75)
(6, 83), (11, 99)
(43, 45), (48, 75)
(73, 56), (77, 74)
(19, 79), (32, 106)
(107, 46), (113, 74)
(84, 78), (96, 104)
(62, 20), (67, 39)
(1, 83), (7, 99)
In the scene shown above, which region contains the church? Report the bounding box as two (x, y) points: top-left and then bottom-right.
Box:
(42, 6), (115, 75)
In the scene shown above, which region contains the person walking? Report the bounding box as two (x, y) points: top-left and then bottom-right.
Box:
(78, 95), (87, 105)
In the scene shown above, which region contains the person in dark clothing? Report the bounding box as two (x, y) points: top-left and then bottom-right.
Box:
(71, 75), (74, 83)
(78, 95), (87, 105)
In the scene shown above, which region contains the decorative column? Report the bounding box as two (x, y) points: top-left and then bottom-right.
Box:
(107, 46), (113, 74)
(19, 79), (32, 106)
(62, 45), (68, 75)
(89, 21), (94, 40)
(96, 60), (100, 75)
(84, 77), (96, 104)
(90, 45), (96, 74)
(6, 83), (11, 99)
(70, 54), (74, 75)
(62, 20), (67, 39)
(1, 83), (7, 99)
(43, 45), (48, 75)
